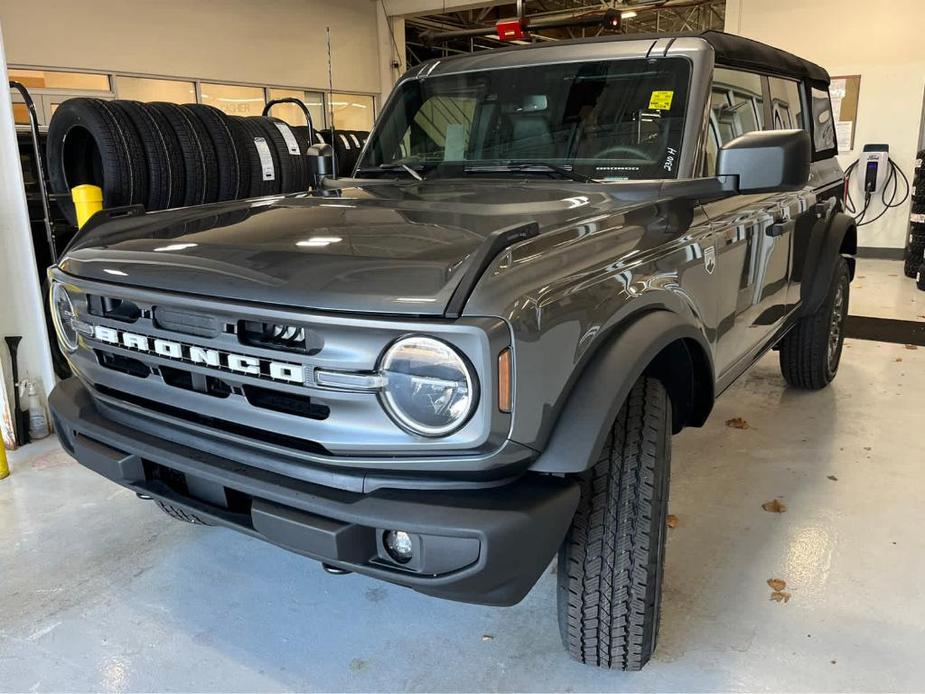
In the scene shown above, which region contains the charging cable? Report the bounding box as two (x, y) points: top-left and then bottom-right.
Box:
(844, 157), (910, 227)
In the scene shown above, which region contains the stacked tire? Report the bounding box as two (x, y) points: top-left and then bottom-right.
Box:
(285, 126), (371, 178)
(905, 149), (925, 278)
(47, 98), (313, 227)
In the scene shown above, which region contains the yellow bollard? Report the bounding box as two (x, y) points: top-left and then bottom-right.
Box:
(0, 440), (9, 480)
(71, 184), (103, 229)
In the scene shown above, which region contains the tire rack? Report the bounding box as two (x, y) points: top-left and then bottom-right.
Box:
(11, 81), (75, 379)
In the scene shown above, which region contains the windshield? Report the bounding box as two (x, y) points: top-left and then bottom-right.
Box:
(360, 57), (691, 181)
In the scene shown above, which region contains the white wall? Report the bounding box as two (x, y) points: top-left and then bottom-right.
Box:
(726, 0), (925, 249)
(0, 0), (381, 94)
(0, 24), (57, 447)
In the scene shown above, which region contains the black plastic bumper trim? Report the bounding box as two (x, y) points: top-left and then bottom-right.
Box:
(50, 379), (580, 606)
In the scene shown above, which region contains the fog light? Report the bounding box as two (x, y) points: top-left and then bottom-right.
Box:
(383, 530), (414, 563)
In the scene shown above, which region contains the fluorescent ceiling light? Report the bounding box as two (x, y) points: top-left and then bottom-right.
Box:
(621, 10), (637, 18)
(153, 243), (198, 252)
(297, 236), (343, 247)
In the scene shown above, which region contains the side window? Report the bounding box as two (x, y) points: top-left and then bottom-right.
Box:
(768, 77), (804, 132)
(810, 87), (837, 153)
(705, 68), (765, 173)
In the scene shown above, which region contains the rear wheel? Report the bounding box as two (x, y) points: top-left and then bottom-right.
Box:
(779, 256), (850, 389)
(557, 376), (671, 671)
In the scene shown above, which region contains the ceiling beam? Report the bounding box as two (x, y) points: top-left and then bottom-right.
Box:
(381, 0), (512, 20)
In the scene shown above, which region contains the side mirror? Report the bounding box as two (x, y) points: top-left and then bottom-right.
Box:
(307, 143), (336, 188)
(717, 129), (811, 194)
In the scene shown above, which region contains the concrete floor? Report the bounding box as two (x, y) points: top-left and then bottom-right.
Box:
(850, 258), (925, 321)
(2, 262), (925, 692)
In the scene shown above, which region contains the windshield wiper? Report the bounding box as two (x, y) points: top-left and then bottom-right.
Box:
(355, 163), (427, 180)
(464, 163), (593, 183)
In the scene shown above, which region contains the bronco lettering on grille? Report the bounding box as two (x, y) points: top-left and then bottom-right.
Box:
(91, 325), (304, 384)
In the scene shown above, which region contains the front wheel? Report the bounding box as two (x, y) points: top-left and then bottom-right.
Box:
(556, 376), (671, 671)
(778, 256), (851, 389)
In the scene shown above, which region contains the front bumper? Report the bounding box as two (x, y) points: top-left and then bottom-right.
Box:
(50, 378), (579, 606)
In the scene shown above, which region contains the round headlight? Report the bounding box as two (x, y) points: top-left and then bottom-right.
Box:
(380, 336), (477, 437)
(51, 283), (79, 353)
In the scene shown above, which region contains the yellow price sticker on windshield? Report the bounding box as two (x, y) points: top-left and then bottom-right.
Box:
(649, 91), (674, 110)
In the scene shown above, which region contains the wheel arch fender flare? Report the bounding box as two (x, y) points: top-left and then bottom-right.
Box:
(529, 310), (715, 475)
(800, 211), (857, 317)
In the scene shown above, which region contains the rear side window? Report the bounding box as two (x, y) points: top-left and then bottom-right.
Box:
(810, 87), (836, 153)
(768, 77), (804, 131)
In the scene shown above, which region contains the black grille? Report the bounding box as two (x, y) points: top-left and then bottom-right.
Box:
(154, 306), (222, 338)
(242, 384), (329, 420)
(239, 320), (322, 355)
(87, 295), (141, 323)
(94, 384), (331, 455)
(95, 349), (150, 378)
(160, 365), (232, 398)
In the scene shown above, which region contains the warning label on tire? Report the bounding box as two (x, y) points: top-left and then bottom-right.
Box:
(274, 122), (301, 155)
(253, 137), (275, 181)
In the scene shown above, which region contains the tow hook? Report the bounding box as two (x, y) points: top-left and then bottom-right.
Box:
(323, 563), (352, 575)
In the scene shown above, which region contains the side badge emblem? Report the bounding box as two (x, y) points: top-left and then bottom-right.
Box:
(704, 245), (716, 275)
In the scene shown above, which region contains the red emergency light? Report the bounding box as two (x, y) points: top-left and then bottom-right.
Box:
(496, 18), (527, 41)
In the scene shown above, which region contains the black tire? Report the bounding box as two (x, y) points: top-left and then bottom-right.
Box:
(148, 102), (217, 206)
(557, 376), (672, 671)
(268, 116), (311, 191)
(156, 500), (211, 525)
(184, 104), (245, 201)
(109, 100), (185, 211)
(230, 116), (281, 197)
(779, 256), (850, 389)
(247, 116), (302, 193)
(906, 252), (925, 278)
(46, 97), (149, 226)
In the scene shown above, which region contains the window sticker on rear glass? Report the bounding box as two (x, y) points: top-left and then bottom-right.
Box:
(649, 91), (674, 110)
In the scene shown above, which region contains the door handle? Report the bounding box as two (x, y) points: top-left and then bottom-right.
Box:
(767, 216), (794, 237)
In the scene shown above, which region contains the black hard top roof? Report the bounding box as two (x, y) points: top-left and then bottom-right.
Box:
(421, 30), (830, 86)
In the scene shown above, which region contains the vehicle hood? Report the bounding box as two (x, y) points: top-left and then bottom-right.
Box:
(59, 180), (660, 315)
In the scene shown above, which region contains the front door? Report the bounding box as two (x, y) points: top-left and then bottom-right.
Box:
(703, 192), (796, 378)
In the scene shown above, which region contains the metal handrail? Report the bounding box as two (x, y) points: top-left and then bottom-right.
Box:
(262, 97), (316, 146)
(9, 80), (57, 260)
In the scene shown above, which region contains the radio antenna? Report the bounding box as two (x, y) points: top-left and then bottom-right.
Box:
(326, 26), (335, 136)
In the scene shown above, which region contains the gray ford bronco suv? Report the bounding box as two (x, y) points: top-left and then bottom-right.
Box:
(48, 30), (854, 670)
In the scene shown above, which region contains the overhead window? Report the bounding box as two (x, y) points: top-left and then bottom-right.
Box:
(200, 83), (265, 116)
(267, 88), (326, 129)
(114, 76), (195, 104)
(7, 69), (110, 91)
(330, 93), (375, 131)
(12, 103), (30, 125)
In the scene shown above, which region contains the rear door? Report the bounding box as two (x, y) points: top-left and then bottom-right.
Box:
(701, 67), (797, 379)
